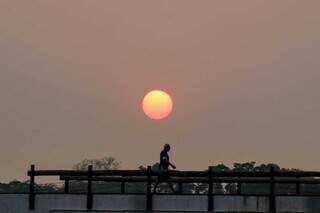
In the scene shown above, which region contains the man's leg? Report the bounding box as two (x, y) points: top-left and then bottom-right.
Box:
(153, 178), (160, 193)
(167, 177), (176, 193)
(168, 182), (176, 192)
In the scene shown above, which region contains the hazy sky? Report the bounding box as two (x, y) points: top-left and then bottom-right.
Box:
(1, 1), (320, 182)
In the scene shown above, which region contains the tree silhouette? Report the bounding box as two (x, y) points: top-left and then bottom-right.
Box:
(72, 156), (120, 170)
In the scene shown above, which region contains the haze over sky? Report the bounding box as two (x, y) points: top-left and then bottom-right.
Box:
(1, 1), (320, 181)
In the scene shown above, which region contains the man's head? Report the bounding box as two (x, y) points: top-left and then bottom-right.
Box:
(164, 144), (171, 152)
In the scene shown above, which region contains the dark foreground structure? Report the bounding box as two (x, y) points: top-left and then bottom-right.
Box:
(1, 165), (320, 212)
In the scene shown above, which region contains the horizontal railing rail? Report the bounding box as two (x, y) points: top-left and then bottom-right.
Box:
(59, 175), (320, 184)
(27, 169), (320, 177)
(27, 164), (320, 212)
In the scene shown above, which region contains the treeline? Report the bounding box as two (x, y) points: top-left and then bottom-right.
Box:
(0, 181), (60, 193)
(0, 157), (319, 194)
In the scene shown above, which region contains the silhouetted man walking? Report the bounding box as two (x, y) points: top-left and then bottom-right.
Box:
(153, 144), (177, 193)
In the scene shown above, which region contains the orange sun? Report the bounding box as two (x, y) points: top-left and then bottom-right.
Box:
(142, 90), (173, 120)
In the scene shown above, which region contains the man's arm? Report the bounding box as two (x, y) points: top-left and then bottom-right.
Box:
(163, 158), (176, 169)
(168, 162), (176, 169)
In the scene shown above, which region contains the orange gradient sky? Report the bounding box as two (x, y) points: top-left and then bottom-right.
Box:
(0, 1), (320, 182)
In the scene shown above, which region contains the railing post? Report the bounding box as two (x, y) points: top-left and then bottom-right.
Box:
(208, 166), (214, 212)
(296, 176), (300, 195)
(237, 182), (242, 194)
(178, 182), (183, 194)
(64, 180), (69, 193)
(87, 165), (93, 210)
(28, 164), (35, 210)
(146, 165), (152, 211)
(269, 166), (276, 213)
(121, 179), (125, 194)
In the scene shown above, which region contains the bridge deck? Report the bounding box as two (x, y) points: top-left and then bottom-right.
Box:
(50, 211), (310, 213)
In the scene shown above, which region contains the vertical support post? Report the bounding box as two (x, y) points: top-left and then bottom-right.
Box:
(64, 180), (69, 193)
(29, 164), (35, 210)
(296, 176), (300, 195)
(237, 182), (242, 194)
(87, 165), (93, 210)
(121, 179), (125, 194)
(178, 182), (183, 194)
(146, 165), (152, 211)
(208, 166), (214, 212)
(269, 166), (276, 213)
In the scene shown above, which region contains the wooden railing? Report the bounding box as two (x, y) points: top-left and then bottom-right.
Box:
(27, 165), (320, 212)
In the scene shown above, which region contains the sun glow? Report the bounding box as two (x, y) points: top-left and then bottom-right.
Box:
(142, 90), (173, 120)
